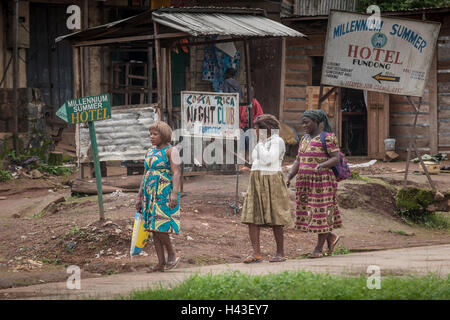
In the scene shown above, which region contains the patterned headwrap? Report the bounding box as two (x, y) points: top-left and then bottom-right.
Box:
(302, 110), (332, 133)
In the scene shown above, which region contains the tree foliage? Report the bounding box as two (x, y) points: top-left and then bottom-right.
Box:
(356, 0), (449, 12)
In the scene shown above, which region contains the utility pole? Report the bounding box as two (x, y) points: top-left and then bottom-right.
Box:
(12, 0), (19, 154)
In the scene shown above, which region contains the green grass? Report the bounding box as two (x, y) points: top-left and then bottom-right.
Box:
(298, 244), (350, 258)
(421, 212), (450, 230)
(38, 163), (73, 177)
(328, 244), (350, 256)
(350, 171), (372, 182)
(388, 229), (413, 236)
(123, 270), (449, 300)
(400, 211), (450, 231)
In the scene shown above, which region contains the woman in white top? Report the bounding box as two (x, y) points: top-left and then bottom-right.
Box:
(241, 114), (293, 263)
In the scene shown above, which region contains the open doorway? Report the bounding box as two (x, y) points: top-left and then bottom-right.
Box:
(341, 88), (367, 156)
(310, 56), (368, 156)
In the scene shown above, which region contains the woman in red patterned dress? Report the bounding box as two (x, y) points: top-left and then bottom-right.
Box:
(285, 110), (342, 258)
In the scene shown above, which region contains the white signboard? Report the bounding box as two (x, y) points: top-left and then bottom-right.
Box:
(181, 91), (240, 139)
(321, 10), (441, 97)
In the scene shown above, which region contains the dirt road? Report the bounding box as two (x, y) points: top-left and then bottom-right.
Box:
(0, 160), (449, 291)
(0, 244), (448, 300)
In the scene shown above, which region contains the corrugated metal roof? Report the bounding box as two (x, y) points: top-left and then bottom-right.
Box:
(283, 5), (450, 20)
(79, 106), (158, 162)
(56, 7), (305, 45)
(152, 11), (306, 37)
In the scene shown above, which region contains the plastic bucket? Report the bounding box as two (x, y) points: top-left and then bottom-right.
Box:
(384, 138), (396, 151)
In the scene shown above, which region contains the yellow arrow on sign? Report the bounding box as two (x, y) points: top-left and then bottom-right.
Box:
(372, 72), (400, 84)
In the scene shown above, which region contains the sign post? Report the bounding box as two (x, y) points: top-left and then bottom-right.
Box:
(56, 93), (111, 221)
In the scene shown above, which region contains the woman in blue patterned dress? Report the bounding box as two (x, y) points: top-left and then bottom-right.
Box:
(135, 121), (181, 272)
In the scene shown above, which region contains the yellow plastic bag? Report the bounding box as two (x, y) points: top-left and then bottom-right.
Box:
(130, 211), (150, 257)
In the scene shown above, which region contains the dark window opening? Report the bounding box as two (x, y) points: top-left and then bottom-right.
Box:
(341, 88), (367, 156)
(311, 56), (323, 86)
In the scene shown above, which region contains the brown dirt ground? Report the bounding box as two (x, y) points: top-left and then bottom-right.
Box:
(0, 158), (449, 289)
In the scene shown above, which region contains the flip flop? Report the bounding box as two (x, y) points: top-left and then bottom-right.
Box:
(165, 257), (181, 271)
(269, 256), (287, 263)
(307, 252), (323, 259)
(243, 255), (263, 264)
(146, 265), (165, 273)
(327, 236), (341, 256)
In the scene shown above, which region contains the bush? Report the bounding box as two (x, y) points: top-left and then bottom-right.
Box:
(395, 187), (435, 223)
(0, 170), (12, 182)
(38, 164), (73, 177)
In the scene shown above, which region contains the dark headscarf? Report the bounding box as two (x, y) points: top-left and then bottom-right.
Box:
(302, 110), (332, 133)
(225, 68), (236, 79)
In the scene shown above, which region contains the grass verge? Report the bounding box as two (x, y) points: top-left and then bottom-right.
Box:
(123, 270), (449, 300)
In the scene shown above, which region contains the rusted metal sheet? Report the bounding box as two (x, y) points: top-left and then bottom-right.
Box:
(78, 105), (158, 163)
(297, 0), (356, 16)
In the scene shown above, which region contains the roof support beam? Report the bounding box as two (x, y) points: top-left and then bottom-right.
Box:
(72, 32), (189, 47)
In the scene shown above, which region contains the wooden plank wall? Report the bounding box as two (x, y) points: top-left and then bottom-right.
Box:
(280, 35), (326, 133)
(389, 90), (432, 154)
(390, 13), (450, 157)
(437, 27), (450, 155)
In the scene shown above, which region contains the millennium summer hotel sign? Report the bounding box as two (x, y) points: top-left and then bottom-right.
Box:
(321, 10), (441, 97)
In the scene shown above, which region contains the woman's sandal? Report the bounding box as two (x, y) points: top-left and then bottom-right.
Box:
(326, 235), (341, 256)
(165, 257), (181, 271)
(243, 254), (263, 264)
(146, 265), (165, 273)
(269, 256), (287, 263)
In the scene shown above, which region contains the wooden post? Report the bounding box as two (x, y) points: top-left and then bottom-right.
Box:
(429, 51), (438, 154)
(167, 48), (173, 127)
(161, 47), (167, 119)
(12, 0), (19, 154)
(147, 47), (153, 103)
(244, 40), (253, 127)
(82, 0), (89, 97)
(403, 96), (435, 190)
(153, 21), (162, 120)
(74, 46), (83, 178)
(279, 38), (286, 120)
(125, 62), (130, 105)
(318, 84), (324, 110)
